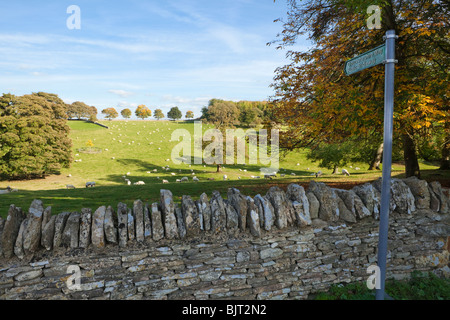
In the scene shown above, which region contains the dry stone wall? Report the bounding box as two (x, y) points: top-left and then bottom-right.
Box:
(0, 177), (449, 300)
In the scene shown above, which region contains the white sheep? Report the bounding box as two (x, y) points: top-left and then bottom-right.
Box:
(180, 177), (189, 182)
(162, 180), (169, 184)
(223, 175), (228, 180)
(85, 182), (96, 188)
(176, 179), (181, 183)
(342, 169), (350, 176)
(66, 185), (76, 189)
(171, 173), (176, 176)
(134, 181), (145, 185)
(193, 176), (199, 182)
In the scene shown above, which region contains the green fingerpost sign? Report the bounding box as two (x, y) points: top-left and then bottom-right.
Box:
(344, 44), (386, 75)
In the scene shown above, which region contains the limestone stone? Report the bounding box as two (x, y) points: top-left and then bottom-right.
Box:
(40, 206), (52, 238)
(286, 184), (311, 226)
(352, 183), (381, 219)
(1, 205), (25, 259)
(308, 181), (339, 222)
(246, 197), (261, 237)
(62, 212), (80, 248)
(333, 189), (357, 223)
(104, 206), (118, 244)
(14, 219), (28, 259)
(133, 200), (145, 242)
(143, 204), (152, 240)
(41, 215), (56, 251)
(265, 186), (294, 229)
(92, 206), (106, 248)
(403, 176), (431, 209)
(196, 193), (211, 231)
(53, 212), (70, 248)
(182, 195), (200, 237)
(117, 203), (128, 247)
(391, 179), (416, 215)
(127, 208), (135, 241)
(260, 247), (283, 260)
(160, 189), (179, 239)
(210, 191), (227, 233)
(254, 194), (274, 231)
(429, 186), (440, 212)
(151, 203), (164, 241)
(79, 208), (92, 248)
(306, 192), (320, 220)
(23, 200), (44, 255)
(225, 200), (239, 233)
(429, 181), (449, 214)
(227, 188), (247, 231)
(175, 205), (186, 239)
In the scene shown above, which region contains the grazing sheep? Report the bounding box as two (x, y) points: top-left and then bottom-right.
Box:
(127, 180), (131, 186)
(153, 169), (158, 172)
(66, 185), (76, 189)
(180, 177), (189, 182)
(342, 169), (350, 176)
(238, 177), (241, 180)
(86, 182), (96, 188)
(162, 180), (169, 184)
(134, 181), (145, 185)
(171, 173), (176, 176)
(193, 176), (199, 182)
(223, 175), (228, 180)
(315, 171), (323, 178)
(176, 179), (181, 183)
(291, 173), (296, 176)
(280, 174), (286, 177)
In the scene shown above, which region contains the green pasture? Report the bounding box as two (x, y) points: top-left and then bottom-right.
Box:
(0, 120), (446, 218)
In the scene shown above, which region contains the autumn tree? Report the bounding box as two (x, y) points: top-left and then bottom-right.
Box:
(269, 0), (449, 178)
(167, 107), (182, 121)
(0, 92), (73, 179)
(121, 108), (132, 119)
(101, 108), (118, 120)
(154, 109), (165, 120)
(185, 110), (194, 119)
(135, 105), (152, 120)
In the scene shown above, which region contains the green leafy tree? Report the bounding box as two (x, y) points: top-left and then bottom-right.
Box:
(101, 108), (118, 120)
(0, 92), (72, 179)
(121, 108), (132, 119)
(135, 105), (152, 120)
(154, 109), (165, 120)
(167, 106), (182, 121)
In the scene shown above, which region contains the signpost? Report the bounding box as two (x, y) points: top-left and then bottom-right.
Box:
(344, 44), (386, 75)
(345, 30), (397, 300)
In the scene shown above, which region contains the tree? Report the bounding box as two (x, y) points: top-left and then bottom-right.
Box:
(121, 108), (132, 119)
(167, 106), (182, 121)
(269, 0), (449, 178)
(0, 92), (72, 179)
(67, 101), (95, 120)
(202, 100), (241, 172)
(101, 108), (118, 120)
(185, 110), (194, 119)
(135, 105), (152, 120)
(154, 109), (164, 120)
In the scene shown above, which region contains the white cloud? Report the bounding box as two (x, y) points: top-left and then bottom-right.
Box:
(108, 89), (135, 98)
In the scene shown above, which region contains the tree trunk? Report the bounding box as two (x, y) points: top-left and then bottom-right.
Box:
(332, 165), (339, 174)
(369, 143), (383, 170)
(216, 164), (222, 173)
(402, 133), (420, 178)
(440, 140), (450, 170)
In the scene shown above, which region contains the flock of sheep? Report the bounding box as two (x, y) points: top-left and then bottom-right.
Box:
(62, 122), (356, 191)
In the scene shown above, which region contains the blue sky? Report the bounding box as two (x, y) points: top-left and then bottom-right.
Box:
(0, 0), (309, 118)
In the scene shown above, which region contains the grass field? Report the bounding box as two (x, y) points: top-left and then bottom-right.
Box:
(0, 120), (448, 219)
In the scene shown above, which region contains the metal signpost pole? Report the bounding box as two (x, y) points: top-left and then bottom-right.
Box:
(376, 29), (397, 300)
